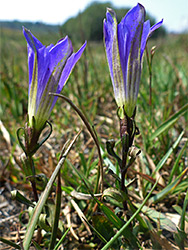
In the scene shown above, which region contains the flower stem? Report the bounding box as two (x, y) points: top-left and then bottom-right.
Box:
(28, 155), (38, 202)
(50, 93), (104, 193)
(119, 111), (136, 211)
(49, 170), (61, 249)
(121, 149), (128, 211)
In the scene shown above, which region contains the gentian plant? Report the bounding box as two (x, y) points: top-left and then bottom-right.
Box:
(17, 28), (86, 157)
(104, 3), (163, 209)
(17, 28), (86, 201)
(104, 3), (163, 118)
(22, 27), (86, 155)
(3, 2), (187, 249)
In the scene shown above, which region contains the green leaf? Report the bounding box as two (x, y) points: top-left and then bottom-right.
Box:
(100, 146), (124, 183)
(11, 190), (34, 207)
(171, 177), (188, 195)
(100, 146), (117, 175)
(101, 178), (159, 250)
(92, 214), (115, 241)
(174, 228), (187, 250)
(23, 133), (80, 250)
(173, 205), (188, 223)
(83, 217), (108, 244)
(54, 228), (70, 250)
(61, 186), (74, 194)
(169, 138), (188, 183)
(180, 188), (188, 232)
(149, 168), (188, 204)
(66, 159), (92, 189)
(149, 103), (188, 141)
(136, 205), (177, 232)
(97, 200), (123, 229)
(32, 240), (43, 250)
(49, 172), (62, 250)
(38, 213), (51, 232)
(102, 187), (127, 203)
(152, 130), (184, 175)
(79, 152), (87, 174)
(95, 199), (139, 249)
(0, 238), (21, 249)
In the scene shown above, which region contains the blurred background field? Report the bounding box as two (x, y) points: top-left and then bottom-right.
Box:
(0, 2), (188, 249)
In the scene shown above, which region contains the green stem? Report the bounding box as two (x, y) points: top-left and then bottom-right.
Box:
(28, 155), (38, 202)
(53, 228), (70, 250)
(119, 114), (131, 211)
(49, 171), (62, 250)
(50, 93), (104, 193)
(23, 132), (81, 250)
(101, 178), (159, 250)
(146, 46), (153, 126)
(121, 144), (128, 211)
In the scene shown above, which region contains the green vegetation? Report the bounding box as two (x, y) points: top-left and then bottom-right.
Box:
(60, 1), (167, 42)
(0, 20), (59, 34)
(0, 10), (187, 250)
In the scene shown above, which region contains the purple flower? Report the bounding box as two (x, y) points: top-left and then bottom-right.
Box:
(23, 27), (86, 131)
(103, 4), (163, 117)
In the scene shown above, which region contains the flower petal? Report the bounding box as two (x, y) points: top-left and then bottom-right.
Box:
(36, 41), (87, 128)
(103, 9), (116, 87)
(49, 36), (73, 72)
(24, 27), (87, 131)
(140, 20), (150, 58)
(57, 41), (87, 92)
(23, 27), (43, 51)
(104, 8), (125, 107)
(36, 36), (73, 111)
(121, 3), (145, 53)
(103, 4), (163, 118)
(51, 41), (87, 109)
(149, 19), (164, 37)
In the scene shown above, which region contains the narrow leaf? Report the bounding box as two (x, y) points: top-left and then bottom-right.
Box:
(173, 205), (188, 223)
(11, 190), (34, 207)
(32, 240), (43, 250)
(96, 199), (139, 248)
(152, 131), (184, 175)
(50, 93), (103, 193)
(169, 138), (188, 183)
(0, 238), (21, 249)
(149, 168), (188, 204)
(54, 228), (70, 250)
(92, 214), (115, 241)
(102, 187), (127, 202)
(150, 103), (188, 141)
(101, 178), (159, 250)
(23, 132), (81, 250)
(49, 172), (62, 250)
(180, 188), (188, 231)
(136, 205), (177, 232)
(82, 218), (108, 244)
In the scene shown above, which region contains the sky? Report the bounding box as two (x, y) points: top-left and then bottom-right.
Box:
(1, 0), (188, 33)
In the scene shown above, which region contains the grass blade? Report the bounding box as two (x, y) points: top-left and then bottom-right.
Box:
(180, 188), (188, 232)
(101, 178), (159, 250)
(49, 172), (62, 250)
(136, 205), (177, 232)
(149, 167), (188, 204)
(0, 238), (21, 249)
(96, 199), (139, 249)
(23, 132), (81, 250)
(150, 103), (188, 141)
(54, 228), (70, 250)
(152, 131), (184, 175)
(169, 138), (188, 183)
(50, 93), (104, 193)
